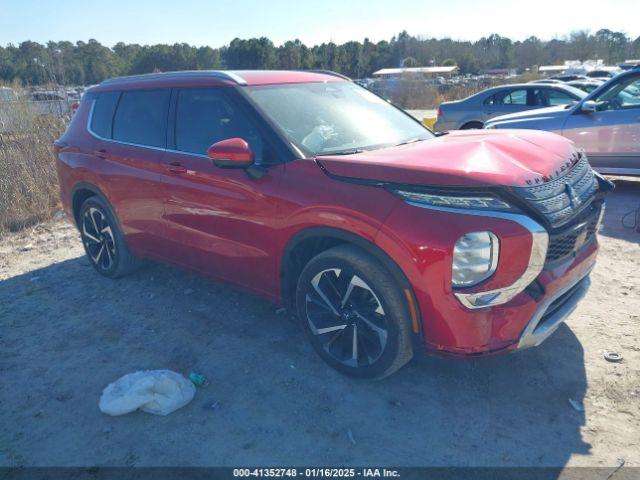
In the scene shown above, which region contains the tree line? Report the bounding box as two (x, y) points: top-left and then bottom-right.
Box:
(1, 30), (639, 86)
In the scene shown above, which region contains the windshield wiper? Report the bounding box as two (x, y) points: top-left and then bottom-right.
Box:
(394, 137), (427, 147)
(320, 148), (365, 156)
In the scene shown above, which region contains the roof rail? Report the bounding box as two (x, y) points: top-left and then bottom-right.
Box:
(309, 70), (352, 81)
(99, 70), (247, 86)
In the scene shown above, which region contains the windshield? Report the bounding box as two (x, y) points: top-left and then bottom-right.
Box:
(593, 75), (640, 108)
(245, 82), (433, 156)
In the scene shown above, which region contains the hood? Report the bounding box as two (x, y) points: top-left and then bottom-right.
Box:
(316, 129), (577, 188)
(485, 104), (571, 126)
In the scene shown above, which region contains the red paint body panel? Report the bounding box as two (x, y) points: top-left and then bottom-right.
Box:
(318, 129), (577, 188)
(55, 71), (602, 358)
(376, 201), (597, 352)
(159, 149), (284, 299)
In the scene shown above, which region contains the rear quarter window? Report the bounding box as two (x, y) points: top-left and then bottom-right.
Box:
(90, 91), (120, 138)
(112, 89), (170, 147)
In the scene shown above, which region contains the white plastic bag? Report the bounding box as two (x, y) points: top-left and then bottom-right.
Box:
(99, 370), (196, 416)
(301, 124), (336, 151)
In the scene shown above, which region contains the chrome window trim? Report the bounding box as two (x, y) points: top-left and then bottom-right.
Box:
(405, 202), (549, 309)
(165, 148), (209, 159)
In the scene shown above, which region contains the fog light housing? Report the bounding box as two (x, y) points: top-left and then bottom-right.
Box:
(452, 231), (499, 287)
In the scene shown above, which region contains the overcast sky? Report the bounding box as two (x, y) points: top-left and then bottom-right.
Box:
(1, 0), (639, 47)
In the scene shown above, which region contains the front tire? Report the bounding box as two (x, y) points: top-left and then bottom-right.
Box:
(78, 196), (139, 278)
(295, 245), (413, 379)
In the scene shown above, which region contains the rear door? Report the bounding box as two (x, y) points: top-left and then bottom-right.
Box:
(562, 73), (640, 173)
(88, 88), (170, 255)
(159, 86), (287, 298)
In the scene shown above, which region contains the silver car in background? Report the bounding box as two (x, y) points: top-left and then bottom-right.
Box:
(485, 67), (640, 176)
(433, 83), (586, 131)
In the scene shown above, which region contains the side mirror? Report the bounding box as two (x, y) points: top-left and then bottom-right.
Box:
(207, 138), (253, 168)
(581, 100), (602, 113)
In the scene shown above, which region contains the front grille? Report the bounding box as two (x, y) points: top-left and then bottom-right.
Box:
(513, 154), (598, 228)
(545, 203), (601, 263)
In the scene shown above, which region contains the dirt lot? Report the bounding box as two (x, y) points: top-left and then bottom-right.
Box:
(1, 180), (639, 469)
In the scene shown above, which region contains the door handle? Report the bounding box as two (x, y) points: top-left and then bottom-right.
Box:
(166, 161), (187, 174)
(95, 148), (108, 159)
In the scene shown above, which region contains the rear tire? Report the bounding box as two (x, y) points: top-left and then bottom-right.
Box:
(78, 196), (140, 278)
(461, 121), (483, 130)
(295, 245), (413, 379)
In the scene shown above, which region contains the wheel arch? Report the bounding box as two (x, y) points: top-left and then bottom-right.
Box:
(280, 226), (422, 336)
(70, 182), (119, 230)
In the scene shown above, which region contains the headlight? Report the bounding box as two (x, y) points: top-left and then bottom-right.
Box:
(391, 188), (515, 211)
(452, 231), (499, 287)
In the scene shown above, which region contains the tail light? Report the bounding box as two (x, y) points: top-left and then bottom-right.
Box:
(436, 106), (441, 118)
(71, 102), (80, 115)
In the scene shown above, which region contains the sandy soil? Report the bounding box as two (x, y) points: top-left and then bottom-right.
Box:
(0, 180), (639, 468)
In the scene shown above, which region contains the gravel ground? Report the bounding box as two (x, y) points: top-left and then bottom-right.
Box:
(0, 179), (638, 468)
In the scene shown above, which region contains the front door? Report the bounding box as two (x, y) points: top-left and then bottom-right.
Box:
(562, 73), (640, 173)
(159, 87), (285, 298)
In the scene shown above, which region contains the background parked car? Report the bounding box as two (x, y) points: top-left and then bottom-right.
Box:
(0, 86), (36, 133)
(485, 67), (640, 176)
(28, 90), (76, 116)
(550, 74), (589, 82)
(566, 79), (606, 93)
(434, 83), (586, 131)
(586, 69), (618, 79)
(528, 79), (565, 85)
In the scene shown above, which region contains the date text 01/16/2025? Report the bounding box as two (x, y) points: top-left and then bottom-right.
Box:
(232, 468), (400, 478)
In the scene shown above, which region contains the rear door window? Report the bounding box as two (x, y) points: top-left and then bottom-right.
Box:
(90, 91), (120, 138)
(486, 89), (528, 106)
(505, 89), (527, 105)
(113, 89), (170, 147)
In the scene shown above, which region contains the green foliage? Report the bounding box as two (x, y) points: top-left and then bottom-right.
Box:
(0, 30), (638, 86)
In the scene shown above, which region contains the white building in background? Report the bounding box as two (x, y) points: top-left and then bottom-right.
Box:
(372, 66), (458, 79)
(538, 60), (620, 76)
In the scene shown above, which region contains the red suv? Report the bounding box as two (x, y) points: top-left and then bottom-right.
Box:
(55, 70), (611, 378)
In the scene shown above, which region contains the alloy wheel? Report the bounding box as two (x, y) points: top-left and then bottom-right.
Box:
(82, 207), (116, 271)
(305, 268), (388, 368)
